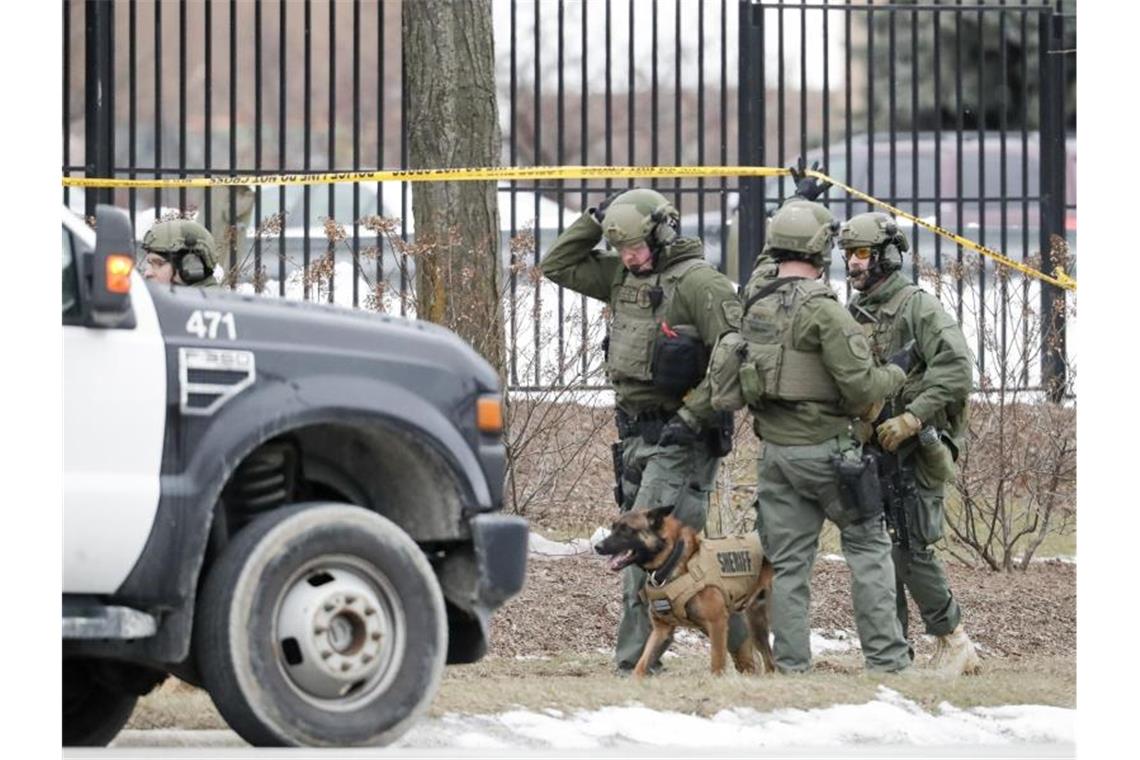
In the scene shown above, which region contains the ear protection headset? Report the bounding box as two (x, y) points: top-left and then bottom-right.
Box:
(174, 250), (211, 284)
(878, 218), (909, 272)
(648, 202), (680, 249)
(173, 227), (212, 284)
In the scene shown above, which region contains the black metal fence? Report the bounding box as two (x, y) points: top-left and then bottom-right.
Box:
(737, 0), (1075, 397)
(64, 0), (1074, 395)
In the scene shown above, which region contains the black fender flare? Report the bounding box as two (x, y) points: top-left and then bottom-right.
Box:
(108, 373), (489, 663)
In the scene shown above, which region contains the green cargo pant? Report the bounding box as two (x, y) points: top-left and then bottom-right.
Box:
(755, 436), (911, 673)
(613, 432), (750, 670)
(893, 482), (962, 645)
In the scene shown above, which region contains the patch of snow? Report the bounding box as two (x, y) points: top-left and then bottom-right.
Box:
(113, 690), (1074, 750)
(528, 531), (595, 557)
(820, 553), (847, 563)
(589, 525), (611, 546)
(811, 629), (858, 655)
(388, 691), (1074, 749)
(1019, 554), (1077, 565)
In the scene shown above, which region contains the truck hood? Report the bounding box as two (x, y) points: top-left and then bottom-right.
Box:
(147, 283), (502, 396)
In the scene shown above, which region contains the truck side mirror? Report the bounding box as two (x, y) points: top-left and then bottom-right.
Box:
(88, 205), (137, 329)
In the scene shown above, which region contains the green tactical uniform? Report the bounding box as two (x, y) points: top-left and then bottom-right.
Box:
(541, 192), (749, 671)
(848, 270), (972, 642)
(709, 198), (912, 673)
(741, 252), (780, 302)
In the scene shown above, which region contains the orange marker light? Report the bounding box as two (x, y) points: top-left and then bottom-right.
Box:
(476, 395), (503, 435)
(106, 254), (134, 294)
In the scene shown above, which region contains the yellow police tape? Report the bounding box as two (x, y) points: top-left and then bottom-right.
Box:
(63, 164), (1075, 291)
(806, 170), (1076, 292)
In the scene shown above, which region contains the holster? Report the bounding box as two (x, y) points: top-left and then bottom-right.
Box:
(611, 441), (625, 508)
(832, 452), (883, 523)
(615, 407), (637, 439)
(615, 407), (666, 445)
(704, 410), (735, 458)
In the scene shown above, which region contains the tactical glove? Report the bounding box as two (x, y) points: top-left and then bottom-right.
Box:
(658, 413), (702, 447)
(858, 398), (887, 424)
(590, 192), (621, 224)
(886, 340), (920, 374)
(789, 156), (831, 201)
(876, 411), (922, 452)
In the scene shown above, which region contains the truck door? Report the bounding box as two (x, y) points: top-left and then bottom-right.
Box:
(62, 215), (168, 594)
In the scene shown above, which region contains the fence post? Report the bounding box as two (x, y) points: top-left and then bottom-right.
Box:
(1038, 6), (1068, 401)
(84, 0), (115, 218)
(737, 0), (764, 287)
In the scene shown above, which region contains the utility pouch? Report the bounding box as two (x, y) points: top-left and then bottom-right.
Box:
(615, 408), (636, 439)
(914, 430), (956, 488)
(651, 324), (707, 397)
(705, 410), (735, 457)
(741, 342), (783, 405)
(833, 452), (883, 523)
(739, 362), (763, 405)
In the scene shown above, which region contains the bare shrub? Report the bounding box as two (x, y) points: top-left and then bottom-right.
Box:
(922, 241), (1077, 571)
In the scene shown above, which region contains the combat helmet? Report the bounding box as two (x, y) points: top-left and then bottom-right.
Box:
(600, 188), (681, 254)
(837, 212), (909, 284)
(762, 199), (838, 268)
(141, 219), (218, 285)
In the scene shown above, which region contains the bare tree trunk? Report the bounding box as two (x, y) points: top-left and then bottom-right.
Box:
(403, 0), (504, 373)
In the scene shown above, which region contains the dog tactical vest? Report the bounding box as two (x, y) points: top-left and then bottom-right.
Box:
(642, 533), (765, 623)
(606, 257), (707, 384)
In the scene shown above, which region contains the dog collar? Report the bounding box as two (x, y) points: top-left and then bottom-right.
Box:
(648, 538), (686, 587)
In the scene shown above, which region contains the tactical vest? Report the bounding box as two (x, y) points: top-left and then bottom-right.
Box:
(855, 283), (921, 362)
(738, 278), (841, 406)
(642, 533), (765, 623)
(851, 283), (966, 480)
(606, 257), (707, 384)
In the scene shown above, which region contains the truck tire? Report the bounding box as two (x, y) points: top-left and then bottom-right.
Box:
(194, 502), (447, 747)
(62, 658), (139, 747)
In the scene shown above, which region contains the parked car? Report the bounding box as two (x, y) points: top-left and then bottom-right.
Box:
(221, 181), (579, 286)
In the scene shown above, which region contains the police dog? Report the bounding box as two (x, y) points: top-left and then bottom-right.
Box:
(595, 506), (775, 678)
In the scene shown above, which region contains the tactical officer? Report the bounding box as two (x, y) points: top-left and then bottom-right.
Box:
(541, 188), (749, 674)
(707, 172), (913, 674)
(140, 219), (221, 288)
(840, 212), (980, 676)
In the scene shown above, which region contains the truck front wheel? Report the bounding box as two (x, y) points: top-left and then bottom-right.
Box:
(62, 658), (139, 746)
(194, 503), (447, 747)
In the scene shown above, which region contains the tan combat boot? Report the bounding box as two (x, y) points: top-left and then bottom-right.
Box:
(924, 634), (948, 670)
(934, 625), (981, 676)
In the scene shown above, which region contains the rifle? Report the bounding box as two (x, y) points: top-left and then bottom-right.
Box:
(864, 402), (919, 552)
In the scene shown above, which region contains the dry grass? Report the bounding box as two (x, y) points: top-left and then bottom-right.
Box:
(433, 652), (1075, 716)
(128, 553), (1076, 730)
(129, 652), (1074, 730)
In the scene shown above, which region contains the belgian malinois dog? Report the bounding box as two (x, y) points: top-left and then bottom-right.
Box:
(595, 505), (776, 678)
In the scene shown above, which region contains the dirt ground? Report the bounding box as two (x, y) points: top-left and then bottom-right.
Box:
(493, 553), (1076, 661)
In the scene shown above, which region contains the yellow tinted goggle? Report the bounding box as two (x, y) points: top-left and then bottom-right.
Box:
(845, 246), (874, 260)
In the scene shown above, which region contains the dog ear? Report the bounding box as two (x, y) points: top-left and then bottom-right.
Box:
(646, 505), (675, 529)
